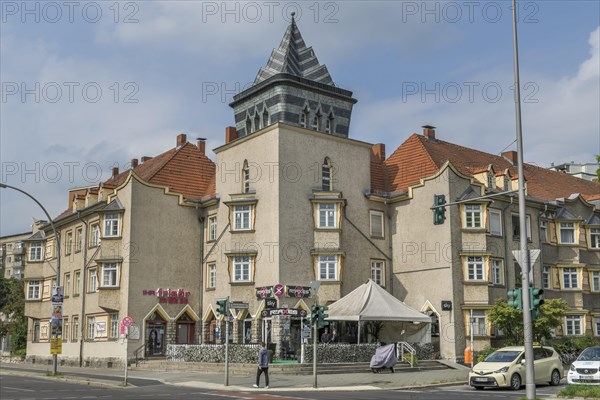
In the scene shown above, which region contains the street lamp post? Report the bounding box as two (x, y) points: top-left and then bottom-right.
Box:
(0, 183), (61, 375)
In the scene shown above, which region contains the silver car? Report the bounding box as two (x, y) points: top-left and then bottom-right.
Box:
(567, 346), (600, 385)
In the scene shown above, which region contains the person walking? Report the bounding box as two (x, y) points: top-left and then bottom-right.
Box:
(320, 328), (331, 343)
(254, 342), (269, 389)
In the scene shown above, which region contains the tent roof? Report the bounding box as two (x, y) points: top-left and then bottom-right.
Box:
(326, 280), (431, 323)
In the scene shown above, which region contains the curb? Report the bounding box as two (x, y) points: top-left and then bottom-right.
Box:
(0, 369), (135, 389)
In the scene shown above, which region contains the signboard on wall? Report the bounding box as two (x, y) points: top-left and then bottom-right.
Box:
(285, 286), (311, 298)
(265, 298), (277, 309)
(261, 308), (307, 318)
(50, 338), (62, 354)
(256, 286), (273, 299)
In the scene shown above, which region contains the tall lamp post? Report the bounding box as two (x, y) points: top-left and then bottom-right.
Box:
(0, 183), (61, 375)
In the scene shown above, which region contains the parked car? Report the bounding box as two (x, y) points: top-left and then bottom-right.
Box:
(469, 346), (563, 390)
(567, 346), (600, 385)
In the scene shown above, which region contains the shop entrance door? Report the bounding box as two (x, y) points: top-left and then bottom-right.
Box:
(146, 313), (166, 357)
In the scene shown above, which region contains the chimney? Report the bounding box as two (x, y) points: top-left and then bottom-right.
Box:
(196, 138), (206, 155)
(176, 133), (187, 148)
(225, 126), (238, 144)
(131, 158), (138, 169)
(111, 167), (119, 178)
(502, 151), (518, 166)
(372, 143), (386, 161)
(422, 125), (436, 140)
(141, 156), (153, 163)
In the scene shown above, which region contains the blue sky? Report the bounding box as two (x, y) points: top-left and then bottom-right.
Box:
(1, 0), (599, 235)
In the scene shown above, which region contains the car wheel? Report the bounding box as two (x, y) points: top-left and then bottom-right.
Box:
(371, 368), (377, 374)
(550, 369), (561, 386)
(510, 373), (521, 390)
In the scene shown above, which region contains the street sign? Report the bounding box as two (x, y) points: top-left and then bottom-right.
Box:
(229, 302), (249, 309)
(513, 249), (541, 282)
(50, 338), (62, 354)
(122, 316), (133, 327)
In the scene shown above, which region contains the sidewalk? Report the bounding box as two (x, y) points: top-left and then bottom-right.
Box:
(0, 360), (469, 391)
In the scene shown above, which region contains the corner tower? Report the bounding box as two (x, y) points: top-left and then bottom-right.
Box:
(230, 13), (357, 137)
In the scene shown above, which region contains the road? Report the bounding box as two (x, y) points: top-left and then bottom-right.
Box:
(1, 374), (565, 400)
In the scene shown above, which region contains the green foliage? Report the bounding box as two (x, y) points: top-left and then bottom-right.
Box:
(0, 277), (27, 355)
(557, 384), (600, 399)
(403, 353), (419, 366)
(476, 346), (498, 363)
(488, 298), (568, 345)
(596, 155), (600, 182)
(549, 335), (600, 356)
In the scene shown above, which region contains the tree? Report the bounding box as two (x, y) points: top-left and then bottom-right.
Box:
(0, 277), (27, 355)
(488, 298), (567, 345)
(596, 155), (600, 182)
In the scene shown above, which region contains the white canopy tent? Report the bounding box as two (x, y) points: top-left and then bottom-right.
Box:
(326, 279), (431, 343)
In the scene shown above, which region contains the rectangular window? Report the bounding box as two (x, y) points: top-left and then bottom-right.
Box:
(467, 256), (485, 281)
(465, 204), (482, 228)
(65, 231), (73, 255)
(87, 316), (96, 340)
(104, 214), (120, 237)
(563, 267), (579, 289)
(89, 268), (98, 292)
(594, 316), (600, 337)
(370, 211), (384, 238)
(29, 242), (43, 261)
(208, 263), (216, 288)
(590, 228), (600, 249)
(63, 318), (69, 342)
(512, 214), (532, 240)
(72, 316), (79, 341)
(233, 256), (251, 282)
(33, 321), (40, 342)
(491, 259), (503, 285)
(64, 274), (71, 297)
(110, 314), (119, 339)
(233, 205), (251, 230)
(74, 271), (81, 295)
(27, 280), (41, 300)
(565, 315), (582, 336)
(371, 260), (384, 286)
(75, 228), (82, 252)
(90, 223), (100, 247)
(489, 209), (502, 236)
(208, 216), (217, 241)
(540, 220), (547, 243)
(471, 310), (487, 336)
(559, 222), (576, 244)
(318, 255), (337, 280)
(592, 271), (600, 292)
(542, 266), (550, 289)
(318, 203), (336, 228)
(102, 263), (118, 287)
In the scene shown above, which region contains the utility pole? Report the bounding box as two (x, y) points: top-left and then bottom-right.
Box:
(312, 303), (318, 388)
(511, 1), (536, 398)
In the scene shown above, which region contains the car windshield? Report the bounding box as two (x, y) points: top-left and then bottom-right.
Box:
(577, 347), (600, 361)
(484, 350), (521, 363)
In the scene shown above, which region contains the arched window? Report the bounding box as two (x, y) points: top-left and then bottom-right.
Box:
(300, 106), (309, 128)
(242, 160), (250, 193)
(254, 113), (261, 131)
(322, 157), (331, 191)
(263, 108), (269, 127)
(245, 116), (252, 135)
(312, 110), (322, 131)
(504, 175), (510, 191)
(487, 172), (494, 188)
(326, 112), (335, 134)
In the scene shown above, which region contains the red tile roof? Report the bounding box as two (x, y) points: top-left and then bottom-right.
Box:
(383, 133), (599, 201)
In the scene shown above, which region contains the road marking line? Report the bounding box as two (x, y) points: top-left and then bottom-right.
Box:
(3, 386), (35, 391)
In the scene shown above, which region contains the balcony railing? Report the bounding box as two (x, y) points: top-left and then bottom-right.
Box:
(13, 260), (24, 268)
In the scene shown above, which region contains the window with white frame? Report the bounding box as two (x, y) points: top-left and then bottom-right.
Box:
(590, 228), (600, 249)
(104, 214), (120, 237)
(312, 111), (321, 131)
(540, 220), (548, 243)
(87, 316), (96, 340)
(565, 315), (582, 336)
(464, 204), (482, 228)
(487, 172), (494, 188)
(232, 256), (251, 282)
(29, 242), (43, 261)
(208, 263), (216, 288)
(74, 271), (81, 295)
(592, 271), (600, 292)
(110, 314), (119, 339)
(322, 158), (331, 191)
(491, 259), (504, 285)
(542, 266), (550, 289)
(102, 263), (118, 287)
(559, 222), (576, 244)
(489, 209), (502, 236)
(242, 161), (250, 193)
(246, 116), (252, 134)
(318, 203), (336, 228)
(470, 310), (487, 336)
(27, 280), (41, 300)
(594, 316), (600, 336)
(64, 274), (71, 297)
(65, 231), (73, 254)
(63, 318), (69, 342)
(504, 176), (510, 191)
(466, 256), (485, 281)
(33, 321), (40, 342)
(562, 267), (579, 289)
(370, 210), (384, 238)
(318, 255), (338, 280)
(72, 316), (79, 341)
(511, 214), (532, 240)
(371, 260), (384, 286)
(90, 223), (100, 247)
(233, 205), (252, 230)
(326, 113), (334, 134)
(89, 268), (98, 292)
(300, 106), (309, 128)
(75, 227), (82, 252)
(208, 216), (217, 241)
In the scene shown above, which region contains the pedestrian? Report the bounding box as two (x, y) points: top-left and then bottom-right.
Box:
(330, 328), (339, 343)
(254, 342), (269, 389)
(320, 328), (331, 343)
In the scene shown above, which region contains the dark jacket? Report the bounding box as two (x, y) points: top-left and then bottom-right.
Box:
(258, 347), (269, 368)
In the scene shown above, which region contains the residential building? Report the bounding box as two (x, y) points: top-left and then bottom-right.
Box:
(1, 229), (34, 280)
(549, 161), (599, 181)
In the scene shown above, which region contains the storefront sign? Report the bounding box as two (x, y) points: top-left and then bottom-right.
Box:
(441, 301), (452, 311)
(255, 286), (273, 299)
(50, 338), (62, 354)
(261, 308), (307, 318)
(265, 298), (277, 309)
(274, 284), (285, 297)
(285, 285), (311, 298)
(143, 288), (191, 304)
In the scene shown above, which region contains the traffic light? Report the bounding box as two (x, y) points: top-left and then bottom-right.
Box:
(507, 288), (523, 310)
(433, 194), (446, 225)
(530, 287), (544, 319)
(216, 298), (229, 315)
(317, 305), (329, 329)
(311, 304), (319, 325)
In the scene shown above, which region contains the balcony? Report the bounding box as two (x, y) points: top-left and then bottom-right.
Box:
(13, 260), (24, 268)
(13, 243), (25, 255)
(98, 288), (121, 311)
